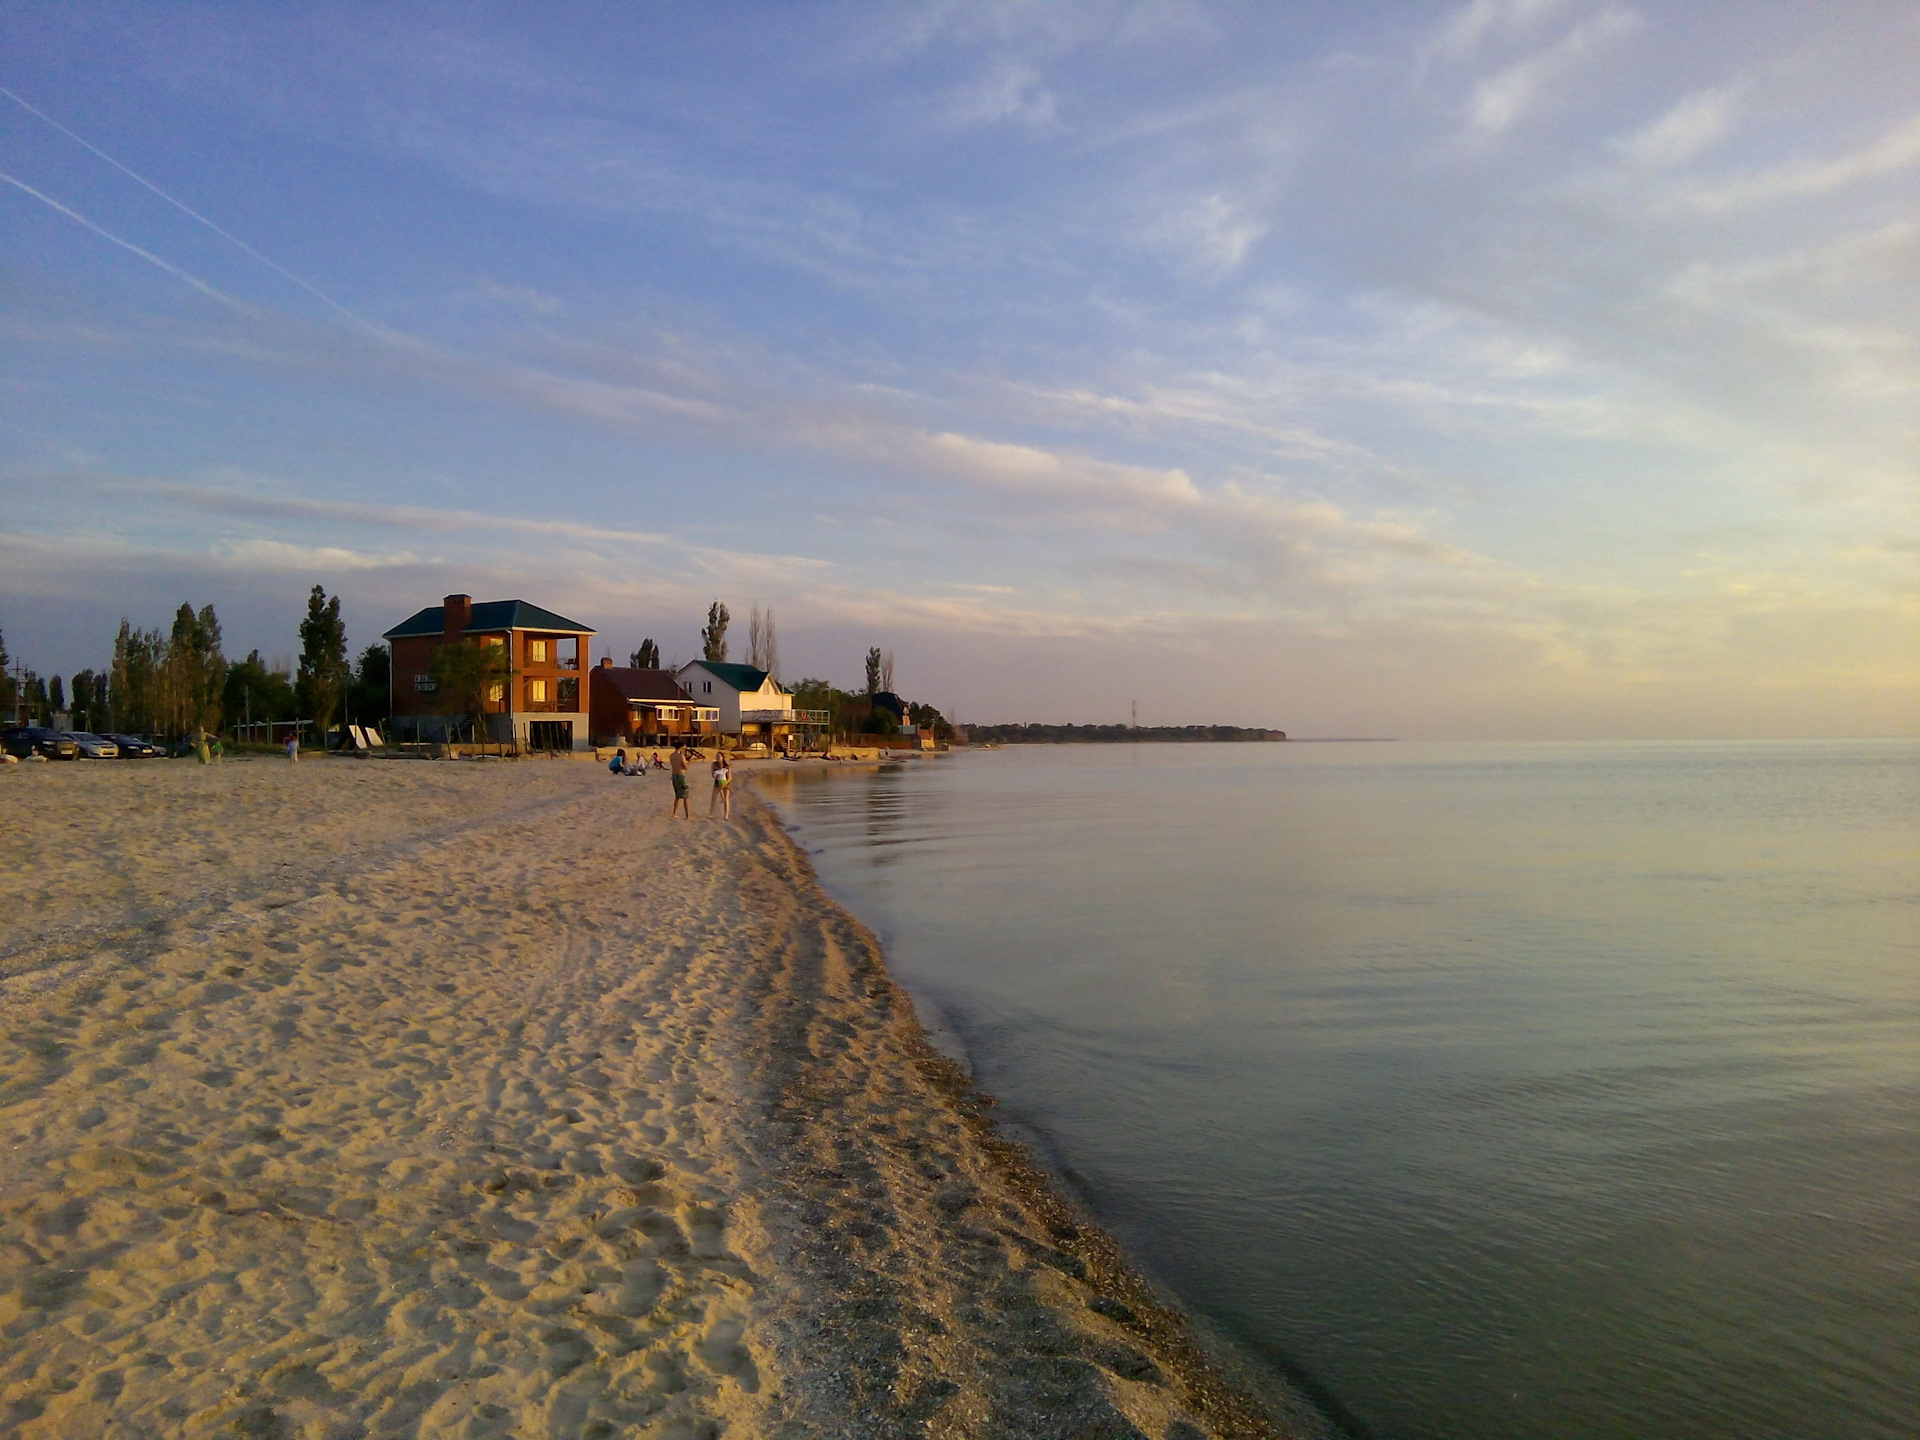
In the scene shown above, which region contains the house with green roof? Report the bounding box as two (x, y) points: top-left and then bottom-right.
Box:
(676, 660), (830, 747)
(383, 593), (596, 751)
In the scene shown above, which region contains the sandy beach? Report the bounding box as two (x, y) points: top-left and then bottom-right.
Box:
(1, 756), (1314, 1440)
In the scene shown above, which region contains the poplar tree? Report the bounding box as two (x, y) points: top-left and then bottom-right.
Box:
(165, 603), (226, 734)
(111, 620), (167, 737)
(630, 638), (660, 669)
(297, 586), (350, 745)
(701, 601), (730, 663)
(69, 670), (97, 731)
(748, 606), (780, 680)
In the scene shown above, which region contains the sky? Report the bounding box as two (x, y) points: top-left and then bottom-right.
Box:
(2, 1), (1915, 737)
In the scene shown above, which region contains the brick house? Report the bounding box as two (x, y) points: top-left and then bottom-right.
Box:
(383, 594), (596, 751)
(587, 660), (719, 746)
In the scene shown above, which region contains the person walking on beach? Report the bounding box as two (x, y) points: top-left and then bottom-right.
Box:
(669, 744), (695, 819)
(709, 750), (732, 821)
(285, 733), (299, 763)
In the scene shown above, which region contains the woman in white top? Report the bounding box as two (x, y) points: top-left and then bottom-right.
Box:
(709, 752), (733, 820)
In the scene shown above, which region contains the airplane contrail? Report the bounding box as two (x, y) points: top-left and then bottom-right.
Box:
(0, 171), (250, 313)
(0, 81), (374, 331)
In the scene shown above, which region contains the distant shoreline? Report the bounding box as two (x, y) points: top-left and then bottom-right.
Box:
(966, 723), (1289, 743)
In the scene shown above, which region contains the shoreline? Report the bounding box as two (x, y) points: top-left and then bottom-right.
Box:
(1, 758), (1326, 1438)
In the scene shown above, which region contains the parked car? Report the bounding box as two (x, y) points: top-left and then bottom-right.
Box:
(64, 732), (121, 759)
(1, 727), (81, 760)
(98, 732), (164, 758)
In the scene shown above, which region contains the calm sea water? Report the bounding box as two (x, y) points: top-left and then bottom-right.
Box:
(757, 741), (1920, 1440)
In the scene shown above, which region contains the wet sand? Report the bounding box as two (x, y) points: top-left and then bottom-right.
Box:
(0, 757), (1322, 1439)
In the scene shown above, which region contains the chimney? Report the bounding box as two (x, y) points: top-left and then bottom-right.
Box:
(443, 594), (472, 643)
(599, 656), (612, 668)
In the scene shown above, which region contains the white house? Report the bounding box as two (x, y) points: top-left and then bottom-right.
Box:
(675, 661), (829, 744)
(675, 661), (791, 733)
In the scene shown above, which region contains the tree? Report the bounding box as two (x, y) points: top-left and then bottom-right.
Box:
(0, 628), (15, 722)
(630, 638), (660, 669)
(69, 670), (96, 732)
(224, 650), (298, 730)
(111, 620), (167, 737)
(881, 651), (895, 694)
(864, 647), (883, 696)
(48, 675), (65, 716)
(906, 700), (952, 742)
(164, 603), (226, 736)
(428, 639), (507, 750)
(22, 672), (47, 724)
(346, 644), (391, 727)
(701, 601), (730, 663)
(747, 605), (780, 680)
(296, 586), (350, 746)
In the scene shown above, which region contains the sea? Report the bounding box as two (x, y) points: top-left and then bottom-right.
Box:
(756, 740), (1919, 1440)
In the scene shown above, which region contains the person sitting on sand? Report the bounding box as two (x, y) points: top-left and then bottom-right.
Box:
(669, 745), (695, 819)
(610, 747), (627, 775)
(709, 751), (732, 820)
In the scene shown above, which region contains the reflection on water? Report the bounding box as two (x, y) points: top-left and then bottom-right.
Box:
(759, 741), (1920, 1440)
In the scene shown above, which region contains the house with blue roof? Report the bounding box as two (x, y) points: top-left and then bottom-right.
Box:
(383, 593), (596, 751)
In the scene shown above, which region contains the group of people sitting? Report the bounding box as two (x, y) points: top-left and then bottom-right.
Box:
(607, 748), (667, 776)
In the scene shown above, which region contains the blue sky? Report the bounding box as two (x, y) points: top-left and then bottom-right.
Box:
(2, 1), (1914, 736)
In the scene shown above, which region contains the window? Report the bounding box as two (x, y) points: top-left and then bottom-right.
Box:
(529, 679), (548, 702)
(703, 680), (712, 693)
(529, 639), (549, 662)
(488, 683), (504, 704)
(482, 635), (504, 647)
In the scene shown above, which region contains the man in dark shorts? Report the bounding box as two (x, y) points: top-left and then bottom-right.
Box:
(669, 744), (696, 819)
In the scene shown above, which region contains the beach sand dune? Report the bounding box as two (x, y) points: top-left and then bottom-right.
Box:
(2, 760), (1311, 1439)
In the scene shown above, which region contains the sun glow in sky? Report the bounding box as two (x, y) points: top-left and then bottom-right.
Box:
(2, 2), (1915, 736)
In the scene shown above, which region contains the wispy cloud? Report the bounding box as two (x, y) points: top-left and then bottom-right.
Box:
(1614, 83), (1741, 168)
(1678, 110), (1920, 212)
(1462, 6), (1642, 138)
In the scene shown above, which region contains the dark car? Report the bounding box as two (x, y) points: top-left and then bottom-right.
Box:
(98, 732), (164, 758)
(2, 726), (81, 759)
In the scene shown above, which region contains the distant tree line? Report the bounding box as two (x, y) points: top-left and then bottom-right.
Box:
(967, 723), (1287, 743)
(3, 585), (391, 744)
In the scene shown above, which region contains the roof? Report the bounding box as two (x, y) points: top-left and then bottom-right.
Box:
(592, 667), (693, 704)
(383, 599), (596, 640)
(681, 661), (779, 693)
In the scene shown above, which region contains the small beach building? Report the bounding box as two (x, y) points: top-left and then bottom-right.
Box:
(588, 661), (719, 746)
(384, 594), (595, 751)
(674, 660), (830, 748)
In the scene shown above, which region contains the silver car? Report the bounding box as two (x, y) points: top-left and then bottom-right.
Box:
(65, 732), (121, 759)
